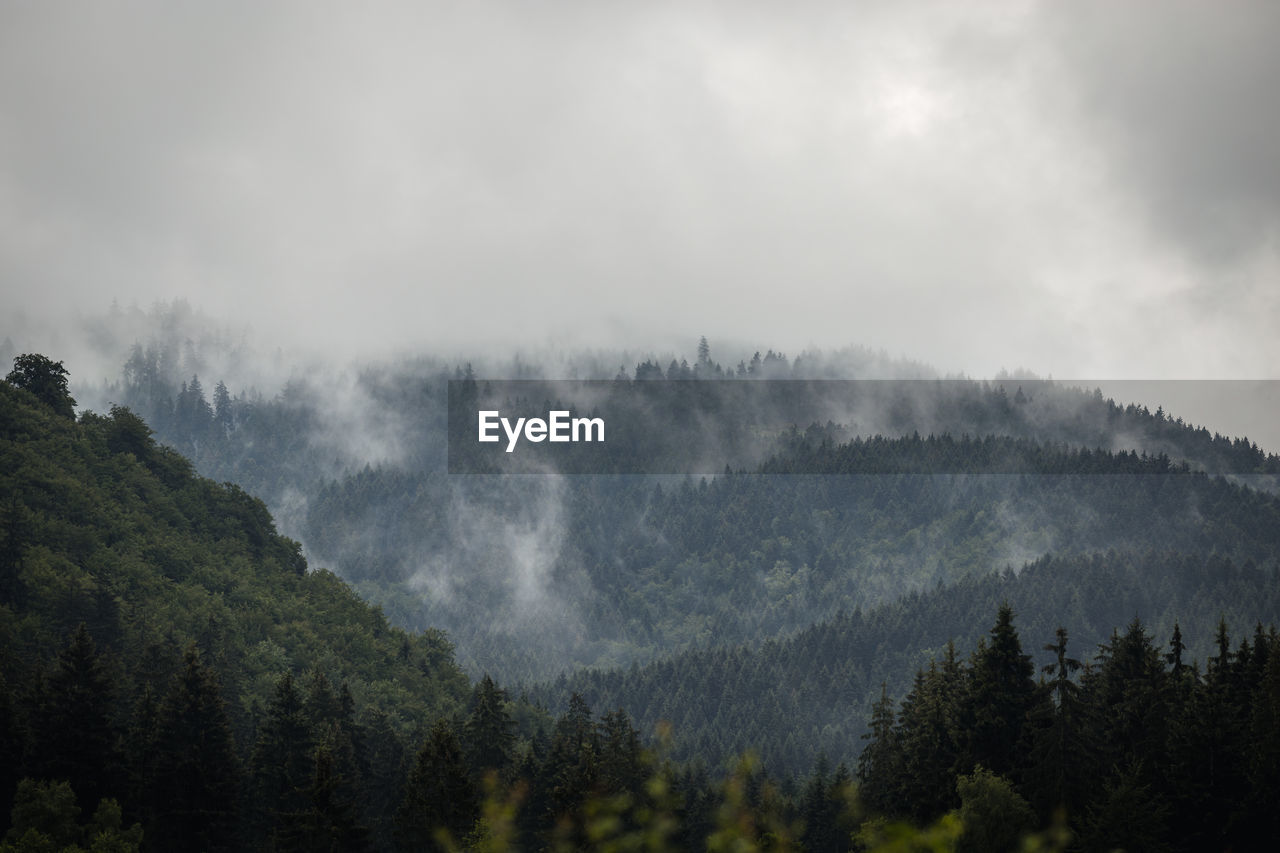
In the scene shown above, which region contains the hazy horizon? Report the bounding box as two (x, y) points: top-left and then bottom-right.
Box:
(4, 2), (1280, 380)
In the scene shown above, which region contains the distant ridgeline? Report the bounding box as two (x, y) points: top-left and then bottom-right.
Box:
(96, 339), (1280, 686)
(446, 377), (1279, 475)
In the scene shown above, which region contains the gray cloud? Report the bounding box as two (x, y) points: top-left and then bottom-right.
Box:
(1, 1), (1277, 380)
(1041, 0), (1280, 263)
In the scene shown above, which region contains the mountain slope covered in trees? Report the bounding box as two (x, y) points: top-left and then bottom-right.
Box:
(1, 369), (476, 848)
(89, 323), (1280, 680)
(4, 347), (1280, 850)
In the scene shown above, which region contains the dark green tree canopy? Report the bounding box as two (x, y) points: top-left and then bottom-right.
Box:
(6, 353), (76, 418)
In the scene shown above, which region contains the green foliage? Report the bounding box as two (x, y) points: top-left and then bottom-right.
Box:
(32, 625), (120, 813)
(395, 720), (476, 853)
(0, 378), (469, 745)
(6, 355), (75, 420)
(148, 644), (240, 852)
(954, 767), (1034, 853)
(1, 780), (141, 853)
(5, 351), (1280, 849)
(102, 407), (151, 462)
(539, 551), (1280, 775)
(0, 375), (470, 847)
(464, 675), (516, 777)
(965, 604), (1037, 776)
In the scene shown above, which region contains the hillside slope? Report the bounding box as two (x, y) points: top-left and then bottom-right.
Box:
(0, 374), (473, 848)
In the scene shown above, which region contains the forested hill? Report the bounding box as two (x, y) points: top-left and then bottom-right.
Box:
(0, 368), (475, 848)
(311, 440), (1280, 680)
(529, 548), (1280, 776)
(5, 349), (1280, 850)
(74, 325), (1279, 684)
(0, 371), (469, 727)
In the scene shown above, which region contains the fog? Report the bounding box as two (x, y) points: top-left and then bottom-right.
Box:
(3, 1), (1279, 381)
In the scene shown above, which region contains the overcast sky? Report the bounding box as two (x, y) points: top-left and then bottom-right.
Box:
(2, 0), (1279, 380)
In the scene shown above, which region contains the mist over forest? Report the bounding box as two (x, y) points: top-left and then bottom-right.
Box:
(5, 1), (1280, 848)
(4, 300), (1280, 850)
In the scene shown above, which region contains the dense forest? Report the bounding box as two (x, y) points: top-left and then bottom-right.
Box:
(69, 310), (1280, 683)
(4, 323), (1280, 849)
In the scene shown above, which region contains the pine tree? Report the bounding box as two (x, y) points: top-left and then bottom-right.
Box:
(543, 693), (600, 847)
(1243, 642), (1280, 843)
(897, 652), (965, 821)
(856, 683), (901, 817)
(965, 604), (1036, 777)
(395, 719), (477, 853)
(213, 380), (233, 432)
(1021, 627), (1090, 821)
(800, 754), (840, 853)
(361, 709), (409, 852)
(1085, 619), (1169, 783)
(35, 623), (121, 813)
(462, 674), (516, 776)
(251, 672), (315, 845)
(277, 741), (371, 853)
(124, 683), (160, 826)
(149, 644), (240, 852)
(597, 708), (644, 797)
(0, 671), (21, 831)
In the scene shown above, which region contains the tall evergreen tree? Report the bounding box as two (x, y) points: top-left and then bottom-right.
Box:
(964, 604), (1036, 776)
(213, 380), (233, 432)
(0, 671), (21, 836)
(800, 754), (840, 853)
(1085, 619), (1169, 783)
(856, 683), (901, 817)
(897, 657), (963, 821)
(251, 672), (315, 845)
(149, 644), (240, 852)
(361, 709), (409, 853)
(35, 623), (121, 813)
(462, 674), (515, 777)
(395, 719), (476, 853)
(597, 708), (645, 797)
(1021, 627), (1090, 821)
(276, 741), (371, 853)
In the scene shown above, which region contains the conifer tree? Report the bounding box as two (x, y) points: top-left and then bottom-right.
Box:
(149, 644), (240, 852)
(0, 671), (20, 832)
(597, 708), (644, 797)
(251, 672), (314, 844)
(36, 623), (121, 813)
(897, 661), (963, 821)
(856, 683), (901, 817)
(965, 604), (1036, 776)
(395, 719), (476, 853)
(800, 754), (840, 853)
(462, 674), (515, 776)
(1021, 627), (1090, 821)
(277, 741), (371, 853)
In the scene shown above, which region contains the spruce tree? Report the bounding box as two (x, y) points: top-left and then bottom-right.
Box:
(251, 672), (314, 845)
(395, 719), (476, 853)
(856, 683), (901, 817)
(965, 604), (1036, 777)
(1021, 627), (1091, 821)
(149, 644), (240, 852)
(462, 674), (515, 776)
(36, 623), (121, 813)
